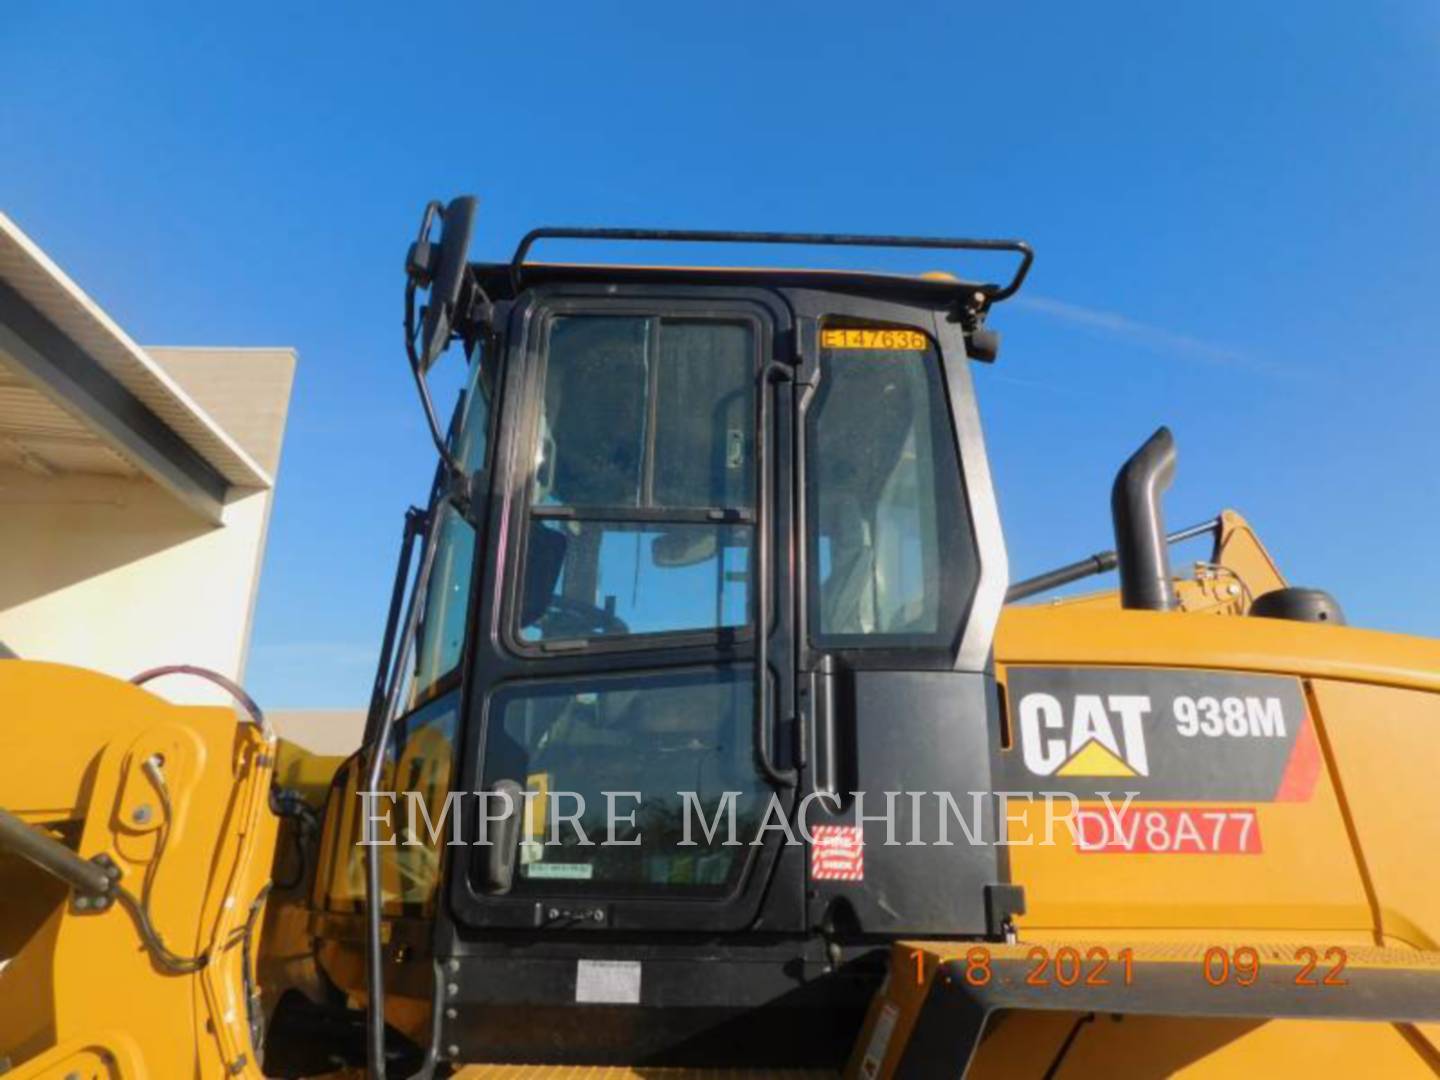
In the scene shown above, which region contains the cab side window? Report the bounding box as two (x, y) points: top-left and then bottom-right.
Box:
(807, 324), (977, 649)
(411, 351), (491, 703)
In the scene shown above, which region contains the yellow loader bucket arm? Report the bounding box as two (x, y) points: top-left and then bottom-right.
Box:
(1007, 509), (1288, 617)
(0, 661), (279, 1080)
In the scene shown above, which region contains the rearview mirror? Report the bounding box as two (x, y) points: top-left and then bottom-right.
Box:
(651, 528), (717, 568)
(403, 195), (480, 481)
(409, 196), (478, 371)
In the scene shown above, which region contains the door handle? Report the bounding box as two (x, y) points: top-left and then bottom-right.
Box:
(756, 361), (797, 788)
(478, 779), (524, 894)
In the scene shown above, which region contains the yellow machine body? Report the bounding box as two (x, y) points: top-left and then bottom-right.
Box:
(0, 662), (279, 1079)
(4, 519), (1440, 1077)
(843, 593), (1440, 1077)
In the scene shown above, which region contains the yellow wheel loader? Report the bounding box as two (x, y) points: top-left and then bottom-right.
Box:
(2, 197), (1438, 1078)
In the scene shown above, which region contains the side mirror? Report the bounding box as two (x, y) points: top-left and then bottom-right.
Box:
(651, 528), (717, 568)
(404, 195), (480, 480)
(407, 196), (479, 371)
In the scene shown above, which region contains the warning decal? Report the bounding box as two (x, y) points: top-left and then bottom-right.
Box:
(811, 824), (864, 882)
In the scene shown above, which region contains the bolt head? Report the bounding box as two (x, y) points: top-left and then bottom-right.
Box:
(131, 804), (153, 825)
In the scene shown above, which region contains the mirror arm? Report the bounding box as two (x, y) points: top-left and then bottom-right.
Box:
(404, 279), (462, 469)
(402, 195), (488, 519)
(404, 278), (484, 523)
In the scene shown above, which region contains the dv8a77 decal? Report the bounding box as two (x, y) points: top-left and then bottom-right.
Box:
(1000, 667), (1321, 803)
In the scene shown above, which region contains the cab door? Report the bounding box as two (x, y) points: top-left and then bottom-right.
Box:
(449, 285), (802, 933)
(789, 291), (1009, 937)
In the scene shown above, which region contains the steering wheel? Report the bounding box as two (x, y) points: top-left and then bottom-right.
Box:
(533, 595), (630, 639)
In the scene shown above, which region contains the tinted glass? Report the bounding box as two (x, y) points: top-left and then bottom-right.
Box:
(413, 356), (491, 700)
(807, 326), (976, 647)
(654, 321), (754, 509)
(521, 314), (757, 646)
(480, 668), (768, 897)
(520, 520), (750, 641)
(537, 317), (650, 509)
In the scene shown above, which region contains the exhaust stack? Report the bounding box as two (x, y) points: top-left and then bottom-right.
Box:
(1111, 427), (1177, 611)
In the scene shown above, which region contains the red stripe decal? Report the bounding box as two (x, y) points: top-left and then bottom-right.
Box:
(1274, 711), (1321, 802)
(811, 825), (864, 881)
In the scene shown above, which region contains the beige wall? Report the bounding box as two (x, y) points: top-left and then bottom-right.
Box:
(0, 348), (295, 706)
(0, 472), (273, 703)
(267, 709), (366, 755)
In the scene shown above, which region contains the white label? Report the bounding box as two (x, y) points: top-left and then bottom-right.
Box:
(860, 1002), (900, 1078)
(576, 959), (641, 1004)
(526, 862), (594, 880)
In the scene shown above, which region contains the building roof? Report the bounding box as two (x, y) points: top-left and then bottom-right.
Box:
(0, 213), (273, 522)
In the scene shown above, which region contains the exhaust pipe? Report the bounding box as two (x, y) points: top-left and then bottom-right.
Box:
(1111, 427), (1177, 611)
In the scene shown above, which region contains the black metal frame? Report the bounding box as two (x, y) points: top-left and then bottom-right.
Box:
(787, 290), (984, 675)
(498, 296), (769, 661)
(509, 227), (1033, 304)
(444, 282), (801, 935)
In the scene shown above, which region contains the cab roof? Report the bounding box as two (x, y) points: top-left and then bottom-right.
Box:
(471, 259), (997, 312)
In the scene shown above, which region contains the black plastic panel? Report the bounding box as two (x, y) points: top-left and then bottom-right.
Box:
(807, 671), (1003, 936)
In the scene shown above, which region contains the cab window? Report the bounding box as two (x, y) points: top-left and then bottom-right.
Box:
(412, 350), (491, 702)
(478, 668), (768, 897)
(807, 324), (976, 649)
(517, 315), (757, 645)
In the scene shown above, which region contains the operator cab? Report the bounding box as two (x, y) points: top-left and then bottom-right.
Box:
(313, 204), (1031, 1069)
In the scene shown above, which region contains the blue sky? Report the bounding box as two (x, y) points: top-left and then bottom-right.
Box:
(4, 2), (1437, 706)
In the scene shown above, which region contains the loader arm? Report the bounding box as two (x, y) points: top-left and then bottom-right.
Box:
(0, 662), (279, 1079)
(1009, 509), (1288, 616)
